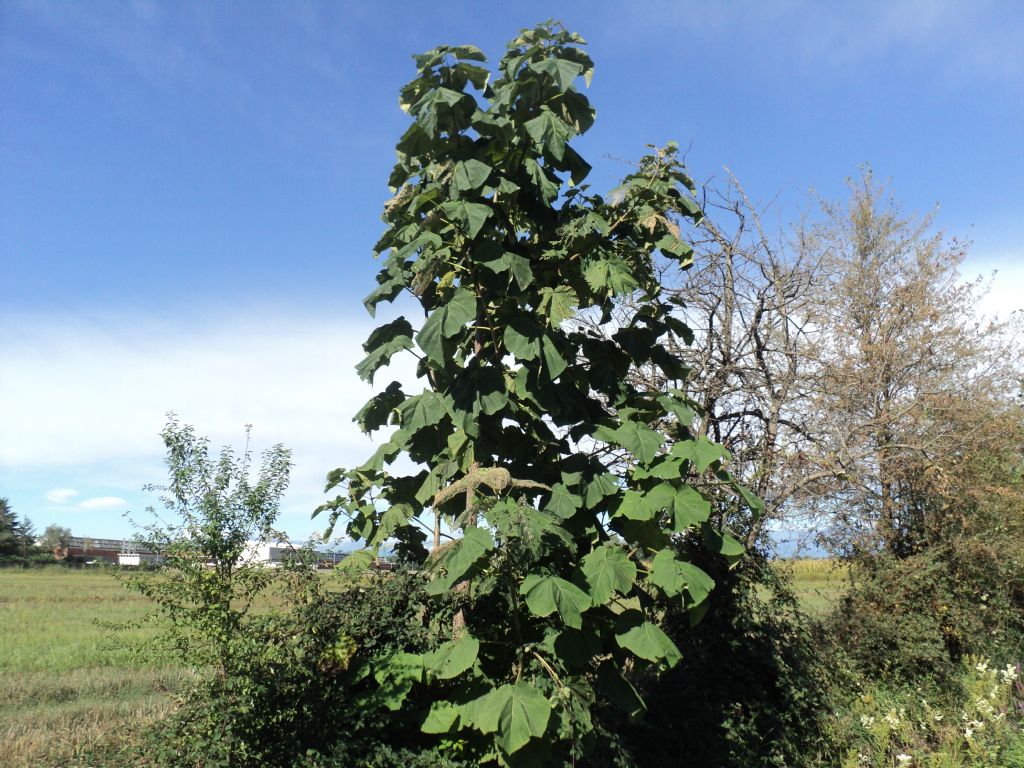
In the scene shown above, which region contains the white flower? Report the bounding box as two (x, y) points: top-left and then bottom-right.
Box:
(933, 712), (943, 722)
(896, 754), (912, 765)
(860, 715), (875, 728)
(1000, 665), (1019, 684)
(975, 659), (990, 674)
(965, 719), (984, 739)
(883, 710), (901, 728)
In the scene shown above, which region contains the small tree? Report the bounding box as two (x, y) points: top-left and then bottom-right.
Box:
(124, 417), (292, 763)
(321, 22), (757, 765)
(39, 524), (73, 552)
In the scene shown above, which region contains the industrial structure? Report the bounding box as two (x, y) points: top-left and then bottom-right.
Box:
(53, 536), (162, 565)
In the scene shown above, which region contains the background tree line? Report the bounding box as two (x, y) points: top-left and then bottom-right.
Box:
(616, 168), (1022, 558)
(0, 497), (73, 565)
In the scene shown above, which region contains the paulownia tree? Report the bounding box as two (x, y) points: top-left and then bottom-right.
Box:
(320, 22), (758, 766)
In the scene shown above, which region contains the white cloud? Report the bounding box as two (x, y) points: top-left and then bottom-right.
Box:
(78, 496), (129, 510)
(962, 255), (1024, 321)
(0, 308), (420, 532)
(45, 488), (79, 504)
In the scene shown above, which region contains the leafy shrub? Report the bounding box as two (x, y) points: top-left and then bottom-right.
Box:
(827, 542), (1024, 689)
(609, 553), (840, 768)
(144, 567), (464, 767)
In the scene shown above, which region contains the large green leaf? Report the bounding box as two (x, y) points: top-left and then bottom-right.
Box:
(425, 634), (479, 680)
(721, 470), (765, 514)
(417, 288), (477, 363)
(560, 144), (592, 185)
(479, 250), (533, 289)
(521, 574), (591, 629)
(503, 319), (568, 379)
(397, 391), (450, 432)
(672, 486), (711, 530)
(672, 436), (729, 472)
(596, 662), (646, 719)
(701, 523), (745, 559)
(472, 682), (551, 754)
(642, 549), (716, 605)
(355, 318), (414, 383)
(539, 334), (568, 379)
(440, 200), (492, 238)
(544, 483), (581, 519)
(598, 421), (664, 465)
(584, 473), (620, 508)
(421, 700), (460, 734)
(526, 158), (559, 201)
(528, 57), (583, 91)
(524, 109), (571, 161)
(354, 381), (405, 434)
(615, 618), (681, 667)
(503, 317), (539, 361)
(537, 285), (578, 327)
(505, 253), (533, 289)
(657, 392), (695, 427)
(581, 544), (637, 604)
(648, 549), (686, 597)
(452, 159), (492, 194)
(645, 482), (676, 511)
(648, 457), (683, 480)
(584, 257), (639, 297)
(371, 503), (413, 545)
(615, 490), (654, 521)
(372, 652), (424, 711)
(433, 526), (493, 590)
(357, 428), (410, 473)
(677, 561), (715, 605)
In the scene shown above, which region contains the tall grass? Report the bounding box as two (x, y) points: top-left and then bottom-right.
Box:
(0, 568), (185, 767)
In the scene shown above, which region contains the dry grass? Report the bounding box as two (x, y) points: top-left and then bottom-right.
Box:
(774, 557), (850, 616)
(0, 568), (185, 767)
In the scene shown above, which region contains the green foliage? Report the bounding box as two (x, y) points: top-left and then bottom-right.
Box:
(829, 657), (1024, 768)
(318, 20), (758, 765)
(117, 418), (298, 765)
(125, 417), (292, 675)
(144, 569), (464, 768)
(0, 497), (44, 564)
(827, 542), (1024, 689)
(613, 555), (840, 768)
(38, 524), (72, 552)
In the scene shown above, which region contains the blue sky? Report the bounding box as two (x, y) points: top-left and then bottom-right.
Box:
(2, 1), (1022, 541)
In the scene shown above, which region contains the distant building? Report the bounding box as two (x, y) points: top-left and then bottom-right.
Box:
(116, 551), (164, 566)
(238, 540), (291, 567)
(54, 536), (162, 565)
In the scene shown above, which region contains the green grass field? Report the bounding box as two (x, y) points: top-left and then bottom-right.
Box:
(772, 557), (850, 616)
(0, 568), (190, 767)
(0, 561), (847, 766)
